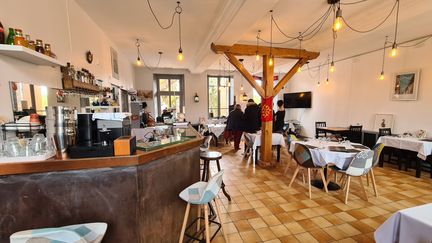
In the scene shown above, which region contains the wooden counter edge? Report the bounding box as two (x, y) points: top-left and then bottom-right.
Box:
(0, 137), (203, 176)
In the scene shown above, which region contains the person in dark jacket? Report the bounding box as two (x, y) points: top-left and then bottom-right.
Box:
(226, 104), (244, 150)
(243, 99), (261, 133)
(273, 100), (285, 133)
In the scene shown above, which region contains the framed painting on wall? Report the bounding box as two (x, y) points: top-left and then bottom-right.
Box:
(391, 70), (420, 100)
(110, 47), (119, 79)
(374, 114), (394, 131)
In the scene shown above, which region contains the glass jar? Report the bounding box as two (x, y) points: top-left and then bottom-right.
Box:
(44, 43), (51, 56)
(28, 40), (35, 51)
(25, 34), (31, 48)
(35, 39), (45, 54)
(13, 29), (25, 46)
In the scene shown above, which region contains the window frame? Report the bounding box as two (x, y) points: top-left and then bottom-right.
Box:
(207, 75), (233, 118)
(154, 74), (185, 116)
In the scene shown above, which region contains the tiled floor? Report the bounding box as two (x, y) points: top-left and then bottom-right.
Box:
(203, 143), (432, 243)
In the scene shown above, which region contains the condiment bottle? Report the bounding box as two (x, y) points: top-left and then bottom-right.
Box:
(25, 34), (31, 48)
(13, 29), (25, 46)
(28, 40), (35, 51)
(0, 21), (5, 44)
(35, 39), (45, 54)
(6, 28), (15, 45)
(44, 43), (51, 56)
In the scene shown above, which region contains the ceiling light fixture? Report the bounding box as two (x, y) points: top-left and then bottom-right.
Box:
(333, 4), (343, 31)
(176, 1), (184, 61)
(330, 9), (337, 73)
(135, 39), (143, 66)
(256, 30), (261, 61)
(239, 58), (245, 91)
(269, 10), (274, 66)
(297, 32), (303, 72)
(379, 36), (388, 80)
(390, 0), (400, 57)
(326, 54), (330, 85)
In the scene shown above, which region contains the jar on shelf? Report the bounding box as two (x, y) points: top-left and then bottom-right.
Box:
(28, 40), (35, 51)
(25, 34), (31, 48)
(13, 29), (26, 46)
(6, 28), (15, 45)
(35, 39), (45, 54)
(44, 43), (52, 56)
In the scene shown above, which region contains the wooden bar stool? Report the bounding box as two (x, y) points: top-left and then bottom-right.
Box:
(200, 151), (231, 201)
(178, 171), (228, 243)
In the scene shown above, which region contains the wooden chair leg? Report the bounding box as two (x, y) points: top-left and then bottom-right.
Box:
(214, 198), (228, 243)
(196, 205), (201, 232)
(326, 169), (333, 186)
(358, 176), (368, 201)
(307, 168), (312, 199)
(366, 173), (370, 186)
(344, 176), (351, 204)
(284, 160), (291, 175)
(179, 203), (190, 243)
(319, 169), (328, 193)
(204, 204), (210, 243)
(302, 170), (306, 184)
(288, 165), (300, 188)
(370, 168), (379, 197)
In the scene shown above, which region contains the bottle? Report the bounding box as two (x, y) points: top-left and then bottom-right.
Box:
(6, 28), (15, 45)
(13, 29), (25, 46)
(25, 34), (31, 48)
(35, 39), (45, 54)
(44, 43), (51, 56)
(0, 21), (5, 44)
(28, 40), (35, 51)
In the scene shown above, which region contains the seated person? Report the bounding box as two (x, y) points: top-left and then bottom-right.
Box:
(161, 108), (173, 119)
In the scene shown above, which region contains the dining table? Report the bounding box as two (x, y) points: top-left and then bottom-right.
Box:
(374, 203), (432, 243)
(377, 135), (432, 177)
(206, 124), (226, 147)
(243, 132), (286, 164)
(316, 127), (349, 137)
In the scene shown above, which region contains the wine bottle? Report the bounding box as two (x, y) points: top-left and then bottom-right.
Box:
(6, 28), (15, 45)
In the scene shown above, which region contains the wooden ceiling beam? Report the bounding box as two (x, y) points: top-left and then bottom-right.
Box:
(273, 58), (309, 95)
(225, 53), (265, 97)
(211, 43), (319, 60)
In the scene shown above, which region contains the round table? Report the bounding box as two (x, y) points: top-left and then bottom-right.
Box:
(200, 151), (231, 201)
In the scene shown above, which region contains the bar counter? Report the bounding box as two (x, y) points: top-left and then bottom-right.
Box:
(0, 135), (203, 242)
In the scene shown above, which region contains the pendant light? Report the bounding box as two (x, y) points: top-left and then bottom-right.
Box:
(176, 1), (184, 61)
(326, 55), (330, 85)
(239, 58), (245, 91)
(268, 10), (274, 66)
(255, 30), (261, 61)
(333, 4), (343, 31)
(297, 32), (303, 72)
(379, 36), (388, 80)
(317, 65), (322, 87)
(135, 39), (143, 66)
(390, 0), (400, 57)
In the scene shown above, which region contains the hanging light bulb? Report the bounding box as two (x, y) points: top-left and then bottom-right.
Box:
(269, 55), (274, 66)
(177, 48), (184, 61)
(240, 84), (244, 91)
(390, 43), (397, 57)
(255, 30), (261, 61)
(135, 38), (143, 66)
(317, 81), (321, 87)
(136, 56), (143, 66)
(379, 71), (385, 80)
(297, 66), (302, 73)
(256, 52), (260, 61)
(330, 61), (335, 72)
(326, 78), (329, 85)
(333, 7), (343, 31)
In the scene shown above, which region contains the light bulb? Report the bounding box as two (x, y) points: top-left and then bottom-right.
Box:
(379, 71), (385, 80)
(326, 78), (329, 85)
(240, 84), (244, 91)
(297, 66), (302, 73)
(390, 43), (397, 57)
(177, 48), (184, 61)
(256, 53), (260, 61)
(317, 82), (320, 87)
(136, 57), (143, 66)
(333, 8), (343, 31)
(268, 56), (273, 66)
(330, 61), (335, 72)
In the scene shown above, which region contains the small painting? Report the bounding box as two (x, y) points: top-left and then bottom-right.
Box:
(391, 70), (420, 100)
(374, 114), (394, 131)
(110, 47), (119, 79)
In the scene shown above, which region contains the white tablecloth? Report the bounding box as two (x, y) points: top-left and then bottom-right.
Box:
(289, 140), (369, 169)
(374, 203), (432, 243)
(377, 136), (432, 160)
(206, 124), (226, 137)
(248, 132), (286, 149)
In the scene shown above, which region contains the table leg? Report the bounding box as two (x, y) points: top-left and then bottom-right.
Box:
(255, 147), (259, 162)
(277, 145), (281, 162)
(212, 133), (218, 147)
(216, 160), (231, 201)
(415, 158), (421, 178)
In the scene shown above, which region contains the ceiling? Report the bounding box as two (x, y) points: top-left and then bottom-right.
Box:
(75, 0), (432, 74)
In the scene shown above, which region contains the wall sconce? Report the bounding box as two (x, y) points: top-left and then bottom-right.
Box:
(194, 93), (199, 103)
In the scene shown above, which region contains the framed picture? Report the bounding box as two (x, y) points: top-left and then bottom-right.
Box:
(391, 70), (420, 100)
(110, 47), (119, 79)
(374, 114), (394, 131)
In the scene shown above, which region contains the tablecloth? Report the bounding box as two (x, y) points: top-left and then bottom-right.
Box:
(206, 124), (226, 137)
(374, 203), (432, 243)
(289, 140), (369, 169)
(377, 136), (432, 160)
(247, 132), (286, 149)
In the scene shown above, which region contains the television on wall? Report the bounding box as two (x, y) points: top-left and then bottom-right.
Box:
(283, 91), (312, 108)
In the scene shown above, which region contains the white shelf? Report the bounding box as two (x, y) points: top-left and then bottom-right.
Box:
(0, 44), (65, 66)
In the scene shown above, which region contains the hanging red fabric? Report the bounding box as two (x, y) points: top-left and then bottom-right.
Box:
(261, 96), (273, 122)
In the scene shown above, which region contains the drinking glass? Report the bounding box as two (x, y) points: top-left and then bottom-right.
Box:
(6, 140), (22, 157)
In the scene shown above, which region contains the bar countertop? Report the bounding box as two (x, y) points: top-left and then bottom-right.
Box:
(0, 136), (203, 176)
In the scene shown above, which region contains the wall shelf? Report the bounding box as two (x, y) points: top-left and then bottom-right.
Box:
(0, 44), (65, 66)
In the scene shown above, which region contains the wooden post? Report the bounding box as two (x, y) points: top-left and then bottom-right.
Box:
(259, 55), (274, 166)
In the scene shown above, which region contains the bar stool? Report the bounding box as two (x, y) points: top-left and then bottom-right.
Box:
(10, 222), (107, 243)
(200, 151), (231, 201)
(179, 170), (228, 243)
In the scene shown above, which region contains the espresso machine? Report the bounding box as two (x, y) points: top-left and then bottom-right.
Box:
(68, 113), (131, 158)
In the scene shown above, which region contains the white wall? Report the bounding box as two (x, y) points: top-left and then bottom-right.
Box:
(0, 0), (134, 121)
(134, 67), (254, 123)
(284, 39), (432, 137)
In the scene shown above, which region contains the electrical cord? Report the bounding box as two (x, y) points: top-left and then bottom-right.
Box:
(399, 36), (432, 47)
(147, 0), (179, 30)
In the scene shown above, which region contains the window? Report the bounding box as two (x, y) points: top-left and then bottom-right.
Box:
(155, 74), (184, 115)
(208, 75), (233, 118)
(252, 79), (262, 104)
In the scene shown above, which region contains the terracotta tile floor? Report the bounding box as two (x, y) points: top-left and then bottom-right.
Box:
(205, 143), (432, 243)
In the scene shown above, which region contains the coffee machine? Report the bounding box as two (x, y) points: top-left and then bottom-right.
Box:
(68, 113), (131, 158)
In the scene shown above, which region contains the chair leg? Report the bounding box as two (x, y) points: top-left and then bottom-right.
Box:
(319, 169), (328, 193)
(358, 176), (368, 201)
(344, 176), (351, 204)
(288, 165), (300, 188)
(214, 198), (228, 243)
(366, 173), (370, 186)
(326, 169), (333, 186)
(196, 205), (201, 232)
(307, 168), (312, 199)
(179, 203), (191, 243)
(204, 204), (210, 243)
(370, 168), (379, 197)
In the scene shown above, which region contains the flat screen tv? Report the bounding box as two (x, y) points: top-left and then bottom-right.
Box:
(283, 91), (312, 108)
